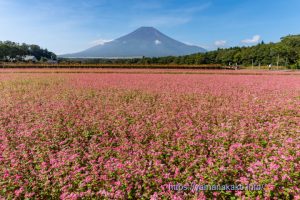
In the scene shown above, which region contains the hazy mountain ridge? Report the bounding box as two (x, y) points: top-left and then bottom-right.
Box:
(61, 27), (206, 58)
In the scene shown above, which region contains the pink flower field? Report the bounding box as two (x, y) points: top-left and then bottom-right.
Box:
(0, 71), (299, 199)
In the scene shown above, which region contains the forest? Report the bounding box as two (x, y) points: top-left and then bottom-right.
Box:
(0, 41), (56, 61)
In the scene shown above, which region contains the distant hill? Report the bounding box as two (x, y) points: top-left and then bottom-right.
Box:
(61, 27), (206, 58)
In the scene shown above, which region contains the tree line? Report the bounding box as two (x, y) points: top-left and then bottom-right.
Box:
(0, 41), (56, 61)
(62, 34), (300, 69)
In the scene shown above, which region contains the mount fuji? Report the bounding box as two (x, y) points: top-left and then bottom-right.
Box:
(61, 27), (206, 58)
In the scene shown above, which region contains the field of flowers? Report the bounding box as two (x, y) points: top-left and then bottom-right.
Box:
(0, 71), (299, 199)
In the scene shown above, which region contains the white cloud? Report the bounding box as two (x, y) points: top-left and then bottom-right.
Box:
(241, 35), (261, 44)
(214, 40), (227, 47)
(90, 39), (112, 46)
(183, 41), (201, 47)
(184, 41), (194, 45)
(155, 40), (162, 45)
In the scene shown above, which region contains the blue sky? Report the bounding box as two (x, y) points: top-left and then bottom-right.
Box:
(0, 0), (300, 54)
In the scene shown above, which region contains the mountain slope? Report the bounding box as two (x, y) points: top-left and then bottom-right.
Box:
(62, 27), (206, 58)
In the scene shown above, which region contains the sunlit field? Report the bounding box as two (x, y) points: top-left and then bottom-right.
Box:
(0, 69), (299, 199)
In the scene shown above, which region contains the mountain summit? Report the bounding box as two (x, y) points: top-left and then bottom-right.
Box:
(62, 27), (206, 58)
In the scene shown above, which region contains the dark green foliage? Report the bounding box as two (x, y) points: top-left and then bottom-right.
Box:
(0, 41), (56, 61)
(192, 35), (300, 67)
